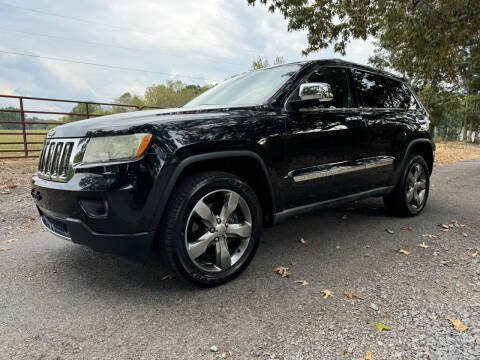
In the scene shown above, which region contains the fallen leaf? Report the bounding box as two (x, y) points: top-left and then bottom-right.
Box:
(344, 291), (363, 300)
(418, 242), (429, 249)
(401, 226), (413, 231)
(299, 237), (306, 244)
(441, 229), (449, 232)
(446, 317), (468, 332)
(398, 249), (410, 255)
(385, 229), (394, 234)
(216, 350), (232, 359)
(451, 218), (458, 224)
(0, 247), (11, 252)
(356, 351), (373, 360)
(321, 289), (333, 299)
(274, 266), (291, 278)
(472, 252), (478, 258)
(342, 214), (348, 220)
(336, 245), (341, 249)
(422, 234), (437, 238)
(294, 280), (308, 286)
(160, 274), (173, 281)
(376, 322), (390, 331)
(441, 224), (449, 229)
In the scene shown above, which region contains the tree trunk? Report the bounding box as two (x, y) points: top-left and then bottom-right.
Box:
(469, 120), (474, 142)
(461, 120), (468, 141)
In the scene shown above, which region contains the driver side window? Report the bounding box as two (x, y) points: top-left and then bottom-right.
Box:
(301, 67), (353, 108)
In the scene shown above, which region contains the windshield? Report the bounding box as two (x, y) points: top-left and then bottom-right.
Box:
(184, 64), (301, 108)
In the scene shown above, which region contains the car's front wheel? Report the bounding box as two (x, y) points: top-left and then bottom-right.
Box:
(157, 171), (262, 287)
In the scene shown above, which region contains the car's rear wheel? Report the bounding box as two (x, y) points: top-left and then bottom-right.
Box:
(383, 154), (430, 216)
(157, 171), (262, 287)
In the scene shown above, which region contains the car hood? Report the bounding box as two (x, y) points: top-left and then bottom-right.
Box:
(49, 105), (258, 138)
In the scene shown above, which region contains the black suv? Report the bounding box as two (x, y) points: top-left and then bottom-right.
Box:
(32, 59), (434, 286)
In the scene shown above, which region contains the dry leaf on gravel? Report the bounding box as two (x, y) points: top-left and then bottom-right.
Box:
(321, 289), (333, 299)
(447, 317), (468, 332)
(0, 247), (11, 252)
(274, 266), (291, 278)
(216, 350), (232, 359)
(342, 214), (348, 220)
(398, 249), (410, 255)
(376, 322), (390, 331)
(441, 224), (449, 229)
(356, 350), (373, 360)
(344, 291), (363, 300)
(2, 238), (18, 244)
(294, 280), (308, 286)
(472, 252), (478, 258)
(422, 234), (437, 238)
(401, 226), (413, 231)
(336, 245), (341, 249)
(299, 237), (306, 244)
(418, 242), (429, 249)
(385, 229), (394, 234)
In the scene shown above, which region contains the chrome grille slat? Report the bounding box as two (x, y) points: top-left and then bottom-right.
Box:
(37, 138), (78, 183)
(45, 142), (56, 174)
(52, 142), (63, 175)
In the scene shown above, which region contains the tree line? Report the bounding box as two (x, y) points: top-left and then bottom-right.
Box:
(0, 80), (213, 129)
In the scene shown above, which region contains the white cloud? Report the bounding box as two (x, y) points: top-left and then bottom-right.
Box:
(0, 0), (376, 102)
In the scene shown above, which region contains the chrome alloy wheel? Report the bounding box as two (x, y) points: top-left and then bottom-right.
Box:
(406, 163), (427, 210)
(185, 189), (252, 272)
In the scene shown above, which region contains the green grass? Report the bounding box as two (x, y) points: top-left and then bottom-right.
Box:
(0, 129), (46, 158)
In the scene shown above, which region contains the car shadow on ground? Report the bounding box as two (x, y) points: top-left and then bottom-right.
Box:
(40, 197), (406, 293)
(41, 194), (446, 296)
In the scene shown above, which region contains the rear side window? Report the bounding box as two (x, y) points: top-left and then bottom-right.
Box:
(352, 70), (418, 109)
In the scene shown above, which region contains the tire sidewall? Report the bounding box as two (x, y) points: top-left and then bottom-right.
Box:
(402, 155), (430, 215)
(169, 174), (262, 286)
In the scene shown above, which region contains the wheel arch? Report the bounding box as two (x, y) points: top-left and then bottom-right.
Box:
(406, 139), (434, 174)
(393, 138), (434, 185)
(152, 151), (277, 236)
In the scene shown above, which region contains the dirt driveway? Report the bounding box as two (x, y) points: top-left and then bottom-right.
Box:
(1, 159), (479, 359)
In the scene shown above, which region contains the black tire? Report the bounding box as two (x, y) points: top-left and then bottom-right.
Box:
(383, 154), (430, 217)
(157, 171), (262, 287)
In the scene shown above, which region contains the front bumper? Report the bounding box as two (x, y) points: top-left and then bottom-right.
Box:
(38, 207), (153, 259)
(31, 153), (166, 260)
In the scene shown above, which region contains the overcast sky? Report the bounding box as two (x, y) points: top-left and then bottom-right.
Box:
(0, 0), (374, 108)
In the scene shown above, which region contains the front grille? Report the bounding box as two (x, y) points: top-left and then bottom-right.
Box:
(38, 139), (75, 182)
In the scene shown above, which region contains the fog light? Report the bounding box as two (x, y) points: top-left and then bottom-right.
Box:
(79, 199), (108, 218)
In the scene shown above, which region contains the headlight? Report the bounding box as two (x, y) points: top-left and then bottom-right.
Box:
(82, 134), (152, 164)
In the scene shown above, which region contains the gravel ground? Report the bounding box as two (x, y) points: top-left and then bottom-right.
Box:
(0, 159), (479, 360)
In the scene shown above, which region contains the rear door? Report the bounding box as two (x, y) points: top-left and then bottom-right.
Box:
(281, 66), (369, 208)
(351, 70), (418, 188)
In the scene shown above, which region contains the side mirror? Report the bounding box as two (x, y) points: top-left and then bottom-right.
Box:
(288, 82), (334, 111)
(299, 82), (333, 102)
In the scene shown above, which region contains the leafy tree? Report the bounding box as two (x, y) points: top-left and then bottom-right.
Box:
(248, 0), (480, 86)
(0, 107), (21, 130)
(251, 55), (286, 70)
(112, 92), (146, 113)
(144, 80), (211, 108)
(67, 103), (103, 122)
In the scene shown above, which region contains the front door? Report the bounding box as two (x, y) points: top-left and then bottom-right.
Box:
(281, 67), (369, 209)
